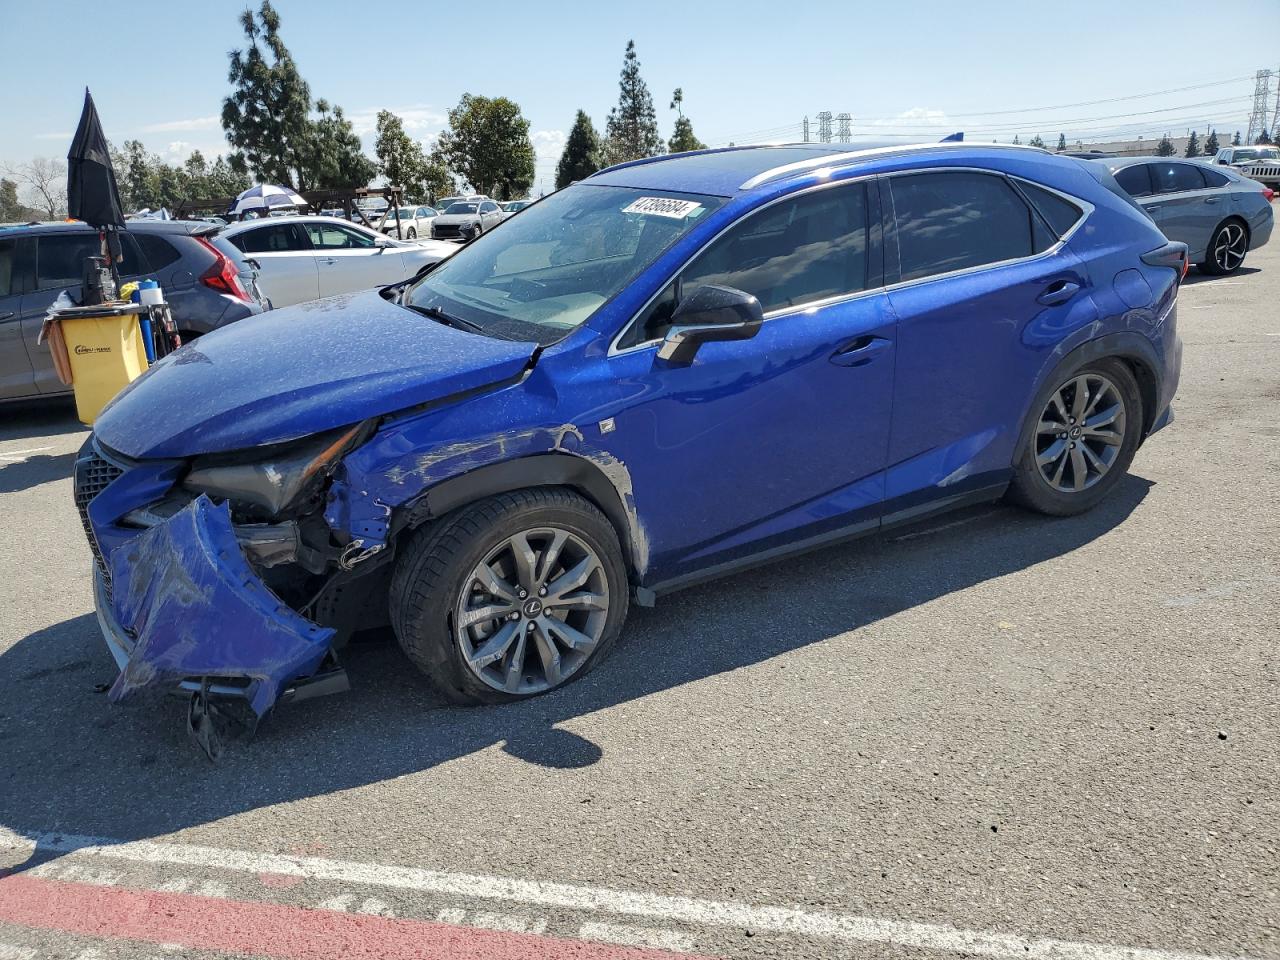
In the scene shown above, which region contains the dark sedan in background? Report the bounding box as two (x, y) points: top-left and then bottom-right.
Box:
(1095, 156), (1274, 275)
(0, 220), (267, 403)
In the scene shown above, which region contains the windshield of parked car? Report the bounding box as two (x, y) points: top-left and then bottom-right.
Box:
(405, 184), (724, 344)
(445, 202), (480, 214)
(387, 207), (415, 219)
(1232, 148), (1278, 162)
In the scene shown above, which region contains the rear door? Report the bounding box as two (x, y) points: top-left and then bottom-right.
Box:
(305, 221), (406, 297)
(228, 222), (318, 307)
(881, 169), (1092, 508)
(1146, 161), (1218, 259)
(0, 237), (34, 400)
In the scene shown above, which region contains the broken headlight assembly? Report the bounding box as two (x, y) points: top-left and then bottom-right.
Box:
(183, 423), (368, 519)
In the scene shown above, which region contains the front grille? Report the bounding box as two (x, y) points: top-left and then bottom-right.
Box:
(433, 223), (462, 239)
(74, 447), (124, 600)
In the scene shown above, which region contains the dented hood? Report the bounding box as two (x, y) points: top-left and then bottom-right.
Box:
(94, 290), (537, 459)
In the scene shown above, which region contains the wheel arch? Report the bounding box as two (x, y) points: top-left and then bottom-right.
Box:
(1016, 332), (1163, 458)
(396, 453), (643, 579)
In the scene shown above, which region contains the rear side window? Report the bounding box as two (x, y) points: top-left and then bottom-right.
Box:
(35, 234), (100, 290)
(0, 239), (15, 297)
(1151, 163), (1205, 194)
(890, 172), (1036, 282)
(1113, 165), (1153, 198)
(685, 182), (871, 313)
(135, 234), (182, 270)
(1016, 181), (1084, 239)
(1200, 167), (1229, 188)
(232, 223), (311, 254)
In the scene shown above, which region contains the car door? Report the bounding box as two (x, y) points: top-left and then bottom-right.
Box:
(21, 231), (151, 395)
(881, 169), (1093, 509)
(480, 201), (503, 231)
(303, 221), (403, 297)
(604, 179), (896, 579)
(0, 237), (35, 400)
(228, 222), (318, 307)
(1143, 162), (1215, 259)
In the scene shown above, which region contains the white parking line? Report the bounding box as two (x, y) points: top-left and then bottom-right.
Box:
(0, 447), (53, 462)
(0, 829), (1258, 960)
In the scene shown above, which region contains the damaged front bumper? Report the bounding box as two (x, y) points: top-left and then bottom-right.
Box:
(96, 495), (344, 720)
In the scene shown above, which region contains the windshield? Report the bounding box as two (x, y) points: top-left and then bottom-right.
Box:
(445, 202), (480, 214)
(386, 207), (415, 219)
(405, 184), (723, 345)
(1233, 148), (1278, 162)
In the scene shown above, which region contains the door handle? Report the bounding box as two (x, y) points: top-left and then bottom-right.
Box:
(1036, 279), (1080, 306)
(1203, 197), (1219, 204)
(319, 257), (337, 265)
(0, 311), (14, 322)
(830, 335), (891, 367)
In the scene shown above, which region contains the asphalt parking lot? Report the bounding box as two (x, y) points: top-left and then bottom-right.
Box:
(0, 246), (1276, 960)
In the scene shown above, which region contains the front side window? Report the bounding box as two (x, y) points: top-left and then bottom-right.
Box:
(891, 172), (1037, 282)
(406, 183), (723, 344)
(1150, 163), (1205, 194)
(306, 223), (377, 249)
(0, 239), (16, 298)
(232, 223), (310, 254)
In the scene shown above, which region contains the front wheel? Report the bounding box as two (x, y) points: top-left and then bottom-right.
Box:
(1200, 219), (1248, 275)
(390, 488), (629, 704)
(406, 227), (416, 240)
(1007, 358), (1143, 516)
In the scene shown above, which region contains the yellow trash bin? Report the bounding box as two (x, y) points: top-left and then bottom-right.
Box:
(54, 304), (150, 424)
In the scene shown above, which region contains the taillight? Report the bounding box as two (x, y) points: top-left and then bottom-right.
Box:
(195, 237), (252, 303)
(1264, 187), (1275, 203)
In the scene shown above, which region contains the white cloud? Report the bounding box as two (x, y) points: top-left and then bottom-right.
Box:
(868, 108), (952, 129)
(531, 129), (567, 161)
(163, 141), (192, 159)
(141, 115), (220, 133)
(348, 105), (448, 138)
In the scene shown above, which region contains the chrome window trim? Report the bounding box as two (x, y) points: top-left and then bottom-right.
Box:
(608, 175), (878, 356)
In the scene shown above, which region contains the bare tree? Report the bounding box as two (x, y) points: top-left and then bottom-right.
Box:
(3, 158), (68, 220)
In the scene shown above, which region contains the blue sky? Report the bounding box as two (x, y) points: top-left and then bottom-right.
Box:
(5, 0), (1277, 192)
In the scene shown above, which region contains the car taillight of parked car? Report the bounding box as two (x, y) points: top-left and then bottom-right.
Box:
(1264, 188), (1275, 203)
(195, 237), (253, 302)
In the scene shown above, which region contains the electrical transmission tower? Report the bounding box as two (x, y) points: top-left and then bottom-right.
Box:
(1272, 67), (1280, 139)
(816, 111), (833, 143)
(1246, 69), (1273, 144)
(835, 113), (852, 143)
(802, 116), (810, 143)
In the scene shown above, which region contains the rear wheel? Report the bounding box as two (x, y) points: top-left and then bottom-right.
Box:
(1007, 358), (1143, 516)
(406, 227), (416, 239)
(1200, 219), (1248, 275)
(390, 488), (629, 704)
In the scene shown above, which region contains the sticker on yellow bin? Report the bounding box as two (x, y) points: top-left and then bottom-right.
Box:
(60, 310), (149, 424)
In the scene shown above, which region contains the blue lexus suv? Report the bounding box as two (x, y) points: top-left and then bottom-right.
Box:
(77, 143), (1184, 743)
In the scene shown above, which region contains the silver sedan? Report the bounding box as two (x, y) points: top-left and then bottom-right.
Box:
(1096, 157), (1274, 275)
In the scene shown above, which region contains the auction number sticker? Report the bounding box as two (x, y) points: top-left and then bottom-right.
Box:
(622, 196), (704, 219)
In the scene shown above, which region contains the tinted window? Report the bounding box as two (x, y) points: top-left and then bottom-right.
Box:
(1200, 167), (1229, 188)
(117, 235), (147, 277)
(891, 172), (1035, 282)
(232, 223), (310, 254)
(0, 240), (15, 298)
(446, 203), (479, 214)
(1113, 165), (1153, 198)
(35, 234), (100, 290)
(481, 202), (499, 213)
(1151, 163), (1205, 194)
(1016, 181), (1084, 239)
(135, 233), (181, 270)
(305, 223), (376, 249)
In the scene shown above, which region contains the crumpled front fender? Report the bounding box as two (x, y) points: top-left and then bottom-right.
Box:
(106, 495), (335, 717)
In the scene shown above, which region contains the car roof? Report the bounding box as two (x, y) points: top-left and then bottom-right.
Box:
(223, 215), (371, 234)
(0, 219), (216, 239)
(585, 142), (1051, 197)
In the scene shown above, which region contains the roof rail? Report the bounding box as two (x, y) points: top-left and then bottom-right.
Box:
(587, 143), (834, 180)
(739, 141), (1050, 189)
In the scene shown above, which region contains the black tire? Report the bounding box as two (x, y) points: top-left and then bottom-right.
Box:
(1199, 218), (1248, 275)
(1007, 357), (1143, 517)
(389, 488), (629, 704)
(406, 227), (416, 239)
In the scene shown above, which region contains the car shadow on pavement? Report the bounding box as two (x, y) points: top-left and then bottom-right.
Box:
(0, 452), (78, 495)
(0, 474), (1153, 865)
(1182, 265), (1261, 286)
(0, 398), (83, 443)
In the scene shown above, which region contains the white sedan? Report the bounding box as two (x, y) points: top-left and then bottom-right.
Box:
(223, 216), (458, 308)
(377, 205), (438, 240)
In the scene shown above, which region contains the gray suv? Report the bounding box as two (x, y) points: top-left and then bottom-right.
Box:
(0, 220), (267, 403)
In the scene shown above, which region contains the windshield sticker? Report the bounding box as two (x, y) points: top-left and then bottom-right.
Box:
(622, 197), (704, 219)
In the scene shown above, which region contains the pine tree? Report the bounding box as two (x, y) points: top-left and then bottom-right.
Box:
(376, 109), (432, 198)
(1027, 134), (1045, 149)
(602, 41), (665, 165)
(1204, 129), (1220, 156)
(1156, 134), (1175, 157)
(1184, 130), (1200, 158)
(1257, 129), (1274, 145)
(1056, 133), (1067, 152)
(302, 100), (375, 189)
(667, 89), (707, 154)
(555, 110), (601, 188)
(1012, 135), (1021, 145)
(1232, 131), (1242, 146)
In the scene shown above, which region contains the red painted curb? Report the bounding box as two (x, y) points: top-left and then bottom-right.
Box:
(0, 873), (711, 960)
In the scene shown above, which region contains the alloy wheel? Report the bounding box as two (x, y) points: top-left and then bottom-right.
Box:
(454, 527), (609, 694)
(1034, 373), (1127, 494)
(1214, 223), (1247, 272)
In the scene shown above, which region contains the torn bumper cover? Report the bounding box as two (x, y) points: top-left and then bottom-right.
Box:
(98, 495), (335, 717)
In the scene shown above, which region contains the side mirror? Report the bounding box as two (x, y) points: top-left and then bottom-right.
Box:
(657, 284), (764, 364)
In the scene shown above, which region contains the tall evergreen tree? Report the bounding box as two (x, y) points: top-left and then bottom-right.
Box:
(1257, 129), (1274, 145)
(1156, 134), (1175, 157)
(302, 100), (375, 189)
(1056, 133), (1067, 152)
(1204, 129), (1220, 156)
(1184, 130), (1200, 157)
(0, 179), (23, 222)
(436, 94), (535, 199)
(375, 109), (429, 197)
(668, 89), (707, 154)
(602, 41), (665, 165)
(1232, 131), (1242, 146)
(1027, 134), (1045, 149)
(556, 110), (602, 188)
